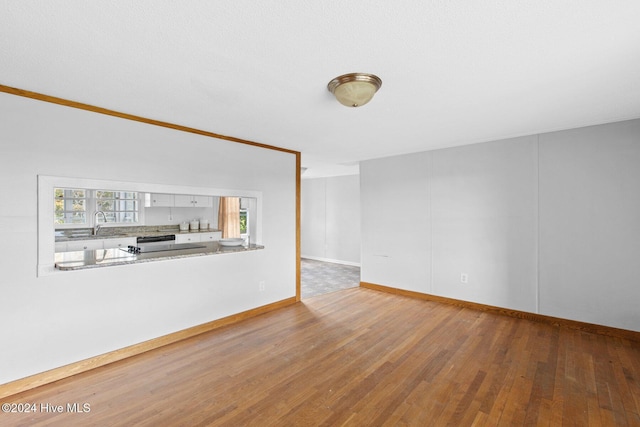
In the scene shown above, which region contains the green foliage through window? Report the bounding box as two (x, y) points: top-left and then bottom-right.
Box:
(54, 188), (139, 225)
(95, 190), (138, 223)
(240, 210), (247, 234)
(54, 188), (87, 224)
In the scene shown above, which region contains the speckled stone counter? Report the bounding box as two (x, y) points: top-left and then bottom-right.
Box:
(55, 226), (222, 242)
(54, 242), (264, 270)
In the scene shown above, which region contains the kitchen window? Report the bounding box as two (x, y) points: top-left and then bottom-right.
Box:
(95, 190), (139, 223)
(240, 208), (248, 236)
(54, 188), (87, 224)
(54, 188), (140, 227)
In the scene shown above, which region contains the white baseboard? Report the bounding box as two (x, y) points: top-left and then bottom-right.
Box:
(301, 255), (361, 267)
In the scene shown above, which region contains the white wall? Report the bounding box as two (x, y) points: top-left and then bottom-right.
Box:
(361, 119), (640, 331)
(143, 204), (218, 228)
(301, 175), (360, 265)
(360, 152), (430, 290)
(0, 92), (297, 385)
(538, 121), (640, 329)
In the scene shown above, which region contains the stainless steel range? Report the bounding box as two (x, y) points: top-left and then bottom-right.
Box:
(121, 234), (206, 254)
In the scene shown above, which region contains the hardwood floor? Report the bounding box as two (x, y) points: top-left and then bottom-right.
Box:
(2, 287), (639, 426)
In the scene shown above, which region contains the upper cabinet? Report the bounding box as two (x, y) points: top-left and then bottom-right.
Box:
(145, 193), (174, 207)
(174, 195), (213, 208)
(145, 193), (212, 208)
(194, 195), (213, 207)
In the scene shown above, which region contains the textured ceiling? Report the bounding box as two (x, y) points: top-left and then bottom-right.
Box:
(2, 1), (640, 177)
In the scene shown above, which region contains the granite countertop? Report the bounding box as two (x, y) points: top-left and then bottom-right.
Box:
(54, 242), (264, 271)
(55, 226), (222, 242)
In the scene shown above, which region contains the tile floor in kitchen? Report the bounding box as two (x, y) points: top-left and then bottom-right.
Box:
(300, 258), (360, 299)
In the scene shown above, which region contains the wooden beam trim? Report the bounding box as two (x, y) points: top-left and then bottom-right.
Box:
(0, 84), (303, 397)
(360, 281), (640, 342)
(0, 84), (299, 155)
(295, 152), (301, 302)
(0, 297), (298, 400)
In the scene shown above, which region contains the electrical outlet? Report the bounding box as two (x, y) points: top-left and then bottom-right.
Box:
(259, 281), (265, 291)
(460, 273), (468, 284)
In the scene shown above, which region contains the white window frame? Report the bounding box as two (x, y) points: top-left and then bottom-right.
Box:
(240, 208), (249, 238)
(54, 188), (89, 226)
(53, 188), (143, 229)
(95, 190), (140, 225)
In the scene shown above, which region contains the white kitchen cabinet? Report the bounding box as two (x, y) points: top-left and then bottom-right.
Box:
(104, 237), (136, 249)
(193, 195), (213, 207)
(66, 239), (104, 252)
(174, 195), (213, 208)
(173, 194), (192, 207)
(145, 193), (174, 207)
(175, 233), (201, 244)
(200, 232), (222, 242)
(56, 237), (136, 252)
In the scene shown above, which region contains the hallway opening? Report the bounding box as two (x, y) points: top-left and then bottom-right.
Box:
(300, 258), (359, 299)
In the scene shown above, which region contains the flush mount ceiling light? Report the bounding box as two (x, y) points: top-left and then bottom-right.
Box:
(327, 73), (382, 107)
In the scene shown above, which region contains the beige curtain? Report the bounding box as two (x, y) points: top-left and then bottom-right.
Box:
(218, 197), (241, 238)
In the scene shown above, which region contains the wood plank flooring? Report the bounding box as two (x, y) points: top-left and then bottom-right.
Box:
(1, 287), (639, 426)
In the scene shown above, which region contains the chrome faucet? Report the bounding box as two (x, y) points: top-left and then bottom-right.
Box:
(94, 211), (107, 235)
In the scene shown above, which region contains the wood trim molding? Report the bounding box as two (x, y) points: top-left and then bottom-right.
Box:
(295, 152), (302, 302)
(0, 84), (303, 398)
(0, 84), (298, 155)
(360, 282), (640, 343)
(0, 297), (298, 400)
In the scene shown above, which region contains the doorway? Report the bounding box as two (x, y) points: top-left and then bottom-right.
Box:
(301, 258), (360, 298)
